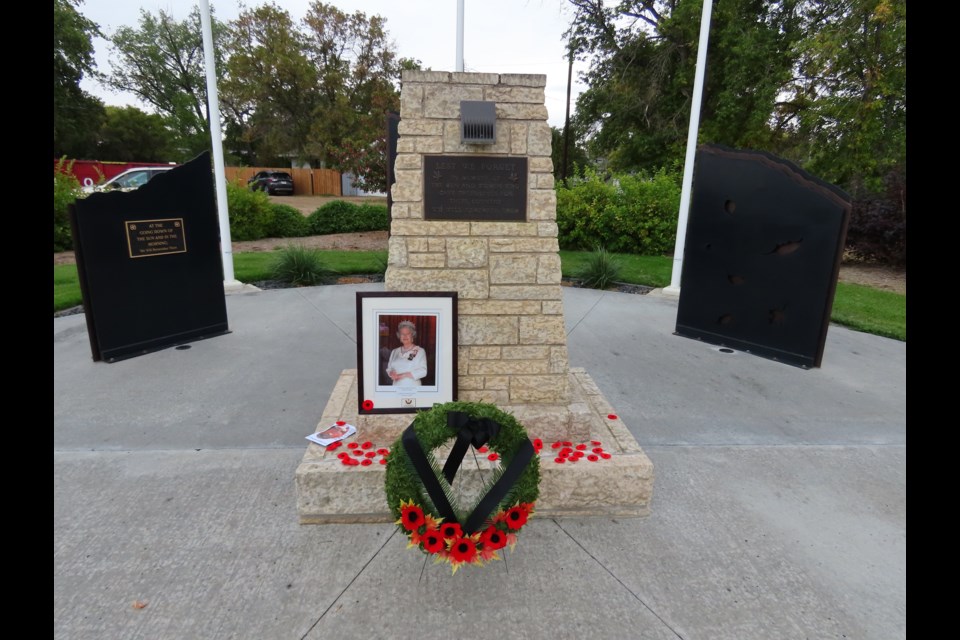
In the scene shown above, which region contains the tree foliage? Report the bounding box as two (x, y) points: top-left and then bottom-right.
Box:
(568, 0), (904, 193)
(54, 0), (106, 158)
(97, 106), (176, 162)
(567, 0), (905, 262)
(221, 1), (410, 190)
(779, 0), (906, 195)
(570, 0), (802, 171)
(106, 6), (228, 159)
(221, 3), (319, 165)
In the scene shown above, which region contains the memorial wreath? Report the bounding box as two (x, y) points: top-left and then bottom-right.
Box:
(384, 401), (540, 573)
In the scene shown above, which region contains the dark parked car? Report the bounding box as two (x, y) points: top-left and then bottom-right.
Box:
(247, 171), (295, 195)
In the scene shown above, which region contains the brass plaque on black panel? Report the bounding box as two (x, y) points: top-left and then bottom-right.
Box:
(423, 155), (527, 221)
(126, 218), (187, 258)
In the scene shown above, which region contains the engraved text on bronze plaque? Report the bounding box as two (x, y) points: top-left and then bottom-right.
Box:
(423, 155), (527, 221)
(126, 218), (187, 258)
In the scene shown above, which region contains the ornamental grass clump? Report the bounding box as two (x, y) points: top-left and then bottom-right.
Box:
(270, 244), (337, 286)
(576, 246), (623, 290)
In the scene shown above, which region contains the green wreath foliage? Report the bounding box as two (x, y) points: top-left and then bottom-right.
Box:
(384, 401), (540, 526)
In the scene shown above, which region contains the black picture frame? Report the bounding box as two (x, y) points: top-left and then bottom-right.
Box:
(356, 291), (458, 414)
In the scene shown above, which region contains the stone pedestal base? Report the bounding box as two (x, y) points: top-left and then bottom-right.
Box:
(295, 368), (654, 523)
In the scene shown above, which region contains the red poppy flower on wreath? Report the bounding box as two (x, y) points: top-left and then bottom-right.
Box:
(347, 442), (359, 449)
(327, 441), (341, 451)
(377, 448), (389, 456)
(440, 522), (463, 539)
(504, 505), (528, 530)
(588, 454), (599, 462)
(481, 526), (508, 550)
(365, 451), (376, 458)
(337, 452), (349, 459)
(361, 459), (372, 466)
(488, 453), (499, 461)
(449, 537), (478, 564)
(601, 452), (612, 459)
(361, 441), (373, 450)
(533, 438), (543, 450)
(555, 457), (565, 464)
(591, 440), (602, 446)
(593, 447), (604, 454)
(421, 529), (445, 554)
(398, 500), (425, 532)
(607, 414), (618, 420)
(336, 420), (346, 426)
(379, 458), (387, 465)
(562, 441), (573, 447)
(362, 400), (374, 411)
(575, 443), (587, 451)
(477, 446), (488, 453)
(551, 441), (561, 449)
(352, 450), (364, 457)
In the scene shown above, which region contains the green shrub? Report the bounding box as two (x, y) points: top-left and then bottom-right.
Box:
(307, 200), (389, 235)
(267, 203), (310, 238)
(575, 246), (623, 290)
(556, 168), (681, 255)
(226, 179), (273, 240)
(270, 244), (337, 286)
(54, 158), (82, 252)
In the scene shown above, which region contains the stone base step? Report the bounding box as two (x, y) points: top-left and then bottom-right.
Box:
(295, 368), (654, 523)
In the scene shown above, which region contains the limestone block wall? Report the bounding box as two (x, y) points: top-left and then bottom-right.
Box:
(385, 70), (569, 406)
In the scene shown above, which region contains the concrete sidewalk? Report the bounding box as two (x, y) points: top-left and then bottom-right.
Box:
(54, 284), (905, 640)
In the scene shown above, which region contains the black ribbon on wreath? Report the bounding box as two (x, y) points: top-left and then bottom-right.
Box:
(401, 411), (535, 535)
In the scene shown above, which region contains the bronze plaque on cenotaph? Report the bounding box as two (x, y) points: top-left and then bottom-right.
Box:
(423, 155), (527, 221)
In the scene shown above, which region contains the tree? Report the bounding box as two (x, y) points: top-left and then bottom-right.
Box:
(96, 106), (176, 162)
(106, 6), (228, 158)
(221, 3), (320, 165)
(780, 0), (905, 195)
(222, 1), (407, 191)
(551, 126), (591, 183)
(301, 1), (405, 190)
(567, 0), (905, 197)
(569, 0), (801, 172)
(54, 0), (106, 158)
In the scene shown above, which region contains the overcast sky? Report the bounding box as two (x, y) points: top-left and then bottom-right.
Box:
(77, 0), (591, 128)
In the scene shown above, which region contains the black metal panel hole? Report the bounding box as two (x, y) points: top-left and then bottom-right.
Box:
(724, 199), (736, 214)
(176, 345), (192, 350)
(719, 348), (734, 353)
(770, 238), (803, 255)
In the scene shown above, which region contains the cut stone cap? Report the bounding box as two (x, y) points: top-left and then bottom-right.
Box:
(402, 70), (547, 87)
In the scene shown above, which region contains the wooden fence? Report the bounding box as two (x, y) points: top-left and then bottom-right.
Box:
(224, 166), (341, 196)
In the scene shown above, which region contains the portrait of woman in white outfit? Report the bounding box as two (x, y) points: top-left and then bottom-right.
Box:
(386, 320), (428, 386)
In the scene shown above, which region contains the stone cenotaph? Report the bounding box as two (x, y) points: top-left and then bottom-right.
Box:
(296, 71), (654, 523)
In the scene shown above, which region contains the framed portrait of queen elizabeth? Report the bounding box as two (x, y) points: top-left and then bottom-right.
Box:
(355, 291), (458, 414)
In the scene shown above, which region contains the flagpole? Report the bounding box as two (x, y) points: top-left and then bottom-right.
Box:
(664, 0), (714, 296)
(199, 0), (239, 288)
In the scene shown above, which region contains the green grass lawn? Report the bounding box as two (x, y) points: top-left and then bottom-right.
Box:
(54, 249), (905, 341)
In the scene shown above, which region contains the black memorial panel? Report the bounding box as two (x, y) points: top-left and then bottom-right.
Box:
(70, 151), (229, 362)
(423, 155), (527, 221)
(675, 145), (850, 368)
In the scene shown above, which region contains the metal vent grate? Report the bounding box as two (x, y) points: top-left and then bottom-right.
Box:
(460, 101), (497, 144)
